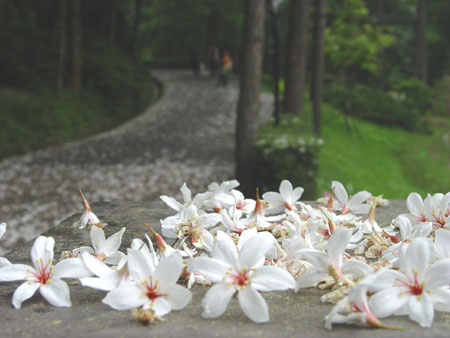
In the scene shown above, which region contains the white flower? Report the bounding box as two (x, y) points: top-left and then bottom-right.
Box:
(189, 231), (296, 323)
(0, 236), (92, 308)
(0, 223), (11, 267)
(331, 181), (371, 215)
(404, 192), (434, 225)
(73, 191), (105, 229)
(369, 237), (450, 327)
(296, 227), (373, 289)
(382, 215), (432, 265)
(72, 226), (126, 265)
(220, 207), (248, 234)
(160, 182), (208, 214)
(433, 228), (450, 260)
(325, 276), (385, 330)
(102, 250), (192, 317)
(262, 180), (304, 214)
(79, 251), (128, 291)
(161, 204), (221, 251)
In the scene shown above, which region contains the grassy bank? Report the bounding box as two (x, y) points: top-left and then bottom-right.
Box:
(0, 74), (157, 159)
(317, 104), (450, 199)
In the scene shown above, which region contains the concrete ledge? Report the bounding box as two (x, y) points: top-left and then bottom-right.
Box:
(1, 200), (450, 338)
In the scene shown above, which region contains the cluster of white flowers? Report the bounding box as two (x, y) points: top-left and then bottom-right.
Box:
(0, 180), (450, 329)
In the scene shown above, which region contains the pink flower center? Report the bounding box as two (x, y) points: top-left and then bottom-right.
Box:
(284, 202), (293, 211)
(144, 277), (167, 303)
(30, 260), (52, 284)
(398, 272), (424, 296)
(227, 268), (251, 288)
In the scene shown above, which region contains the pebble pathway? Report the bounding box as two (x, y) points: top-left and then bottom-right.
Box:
(0, 70), (273, 254)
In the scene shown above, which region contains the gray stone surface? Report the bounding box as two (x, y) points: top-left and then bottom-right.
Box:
(0, 70), (274, 254)
(1, 200), (450, 338)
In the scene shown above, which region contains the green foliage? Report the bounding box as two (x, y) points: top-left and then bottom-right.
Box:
(142, 0), (243, 67)
(252, 114), (323, 199)
(0, 88), (104, 157)
(324, 83), (426, 132)
(325, 0), (395, 77)
(317, 103), (450, 198)
(432, 75), (450, 116)
(392, 78), (434, 117)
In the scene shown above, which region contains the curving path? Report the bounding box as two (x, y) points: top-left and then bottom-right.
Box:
(0, 70), (273, 254)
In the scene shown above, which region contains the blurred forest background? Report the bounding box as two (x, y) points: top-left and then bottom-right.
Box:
(0, 0), (449, 199)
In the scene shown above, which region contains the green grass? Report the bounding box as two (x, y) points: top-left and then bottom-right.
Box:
(0, 79), (156, 159)
(317, 104), (450, 199)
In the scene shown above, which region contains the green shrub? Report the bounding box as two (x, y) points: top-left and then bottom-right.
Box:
(324, 83), (425, 132)
(392, 78), (434, 117)
(250, 114), (323, 199)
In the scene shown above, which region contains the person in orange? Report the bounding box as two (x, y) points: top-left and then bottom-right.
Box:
(218, 50), (233, 87)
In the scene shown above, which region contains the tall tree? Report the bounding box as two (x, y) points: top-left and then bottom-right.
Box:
(414, 0), (427, 82)
(71, 0), (82, 94)
(311, 0), (325, 135)
(378, 0), (385, 91)
(131, 0), (142, 64)
(283, 0), (310, 115)
(109, 0), (118, 43)
(57, 0), (67, 91)
(236, 0), (265, 187)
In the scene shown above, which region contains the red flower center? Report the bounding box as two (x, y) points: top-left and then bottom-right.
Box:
(144, 277), (168, 303)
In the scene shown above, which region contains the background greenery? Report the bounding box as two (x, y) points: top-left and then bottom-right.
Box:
(1, 0), (449, 198)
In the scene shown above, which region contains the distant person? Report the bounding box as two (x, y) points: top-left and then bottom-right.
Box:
(208, 46), (220, 78)
(189, 47), (200, 77)
(218, 51), (233, 87)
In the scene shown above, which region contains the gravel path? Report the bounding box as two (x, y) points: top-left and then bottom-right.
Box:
(0, 70), (273, 254)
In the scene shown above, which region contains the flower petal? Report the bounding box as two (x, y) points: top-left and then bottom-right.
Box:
(212, 231), (239, 270)
(80, 274), (121, 291)
(434, 229), (450, 259)
(295, 270), (327, 290)
(369, 287), (409, 318)
(90, 226), (106, 252)
(348, 191), (371, 212)
(31, 236), (54, 270)
(342, 259), (373, 279)
(103, 283), (146, 310)
(251, 266), (295, 291)
(239, 233), (273, 268)
(262, 192), (282, 205)
(154, 252), (183, 285)
(160, 195), (182, 211)
(164, 283), (192, 310)
(80, 251), (113, 277)
(0, 257), (11, 268)
(202, 283), (235, 318)
(407, 192), (424, 215)
(428, 288), (450, 312)
(332, 181), (348, 205)
(151, 297), (172, 316)
(403, 237), (429, 277)
(408, 293), (434, 327)
(127, 249), (155, 283)
(327, 227), (352, 268)
(189, 256), (229, 283)
(104, 227), (126, 255)
(53, 258), (92, 279)
(12, 281), (39, 309)
(424, 258), (450, 289)
(238, 286), (269, 323)
(40, 277), (71, 307)
(0, 264), (31, 281)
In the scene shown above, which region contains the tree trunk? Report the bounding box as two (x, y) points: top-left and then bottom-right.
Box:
(57, 0), (67, 91)
(109, 0), (117, 43)
(283, 0), (310, 115)
(311, 0), (325, 135)
(71, 0), (82, 94)
(131, 0), (142, 63)
(236, 0), (265, 188)
(414, 0), (427, 82)
(378, 0), (385, 91)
